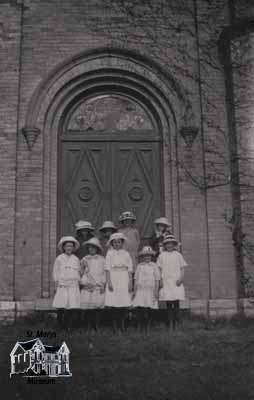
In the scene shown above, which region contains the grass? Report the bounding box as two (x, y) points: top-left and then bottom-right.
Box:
(1, 313), (254, 400)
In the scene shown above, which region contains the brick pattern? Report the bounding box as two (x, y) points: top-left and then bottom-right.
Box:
(0, 0), (250, 304)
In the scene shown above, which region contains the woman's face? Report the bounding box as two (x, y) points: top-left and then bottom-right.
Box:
(103, 228), (114, 239)
(123, 219), (133, 227)
(112, 239), (123, 250)
(156, 223), (167, 234)
(79, 229), (91, 240)
(63, 242), (74, 255)
(164, 242), (175, 252)
(88, 245), (97, 256)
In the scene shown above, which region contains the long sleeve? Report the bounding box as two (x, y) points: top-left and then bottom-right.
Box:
(105, 251), (112, 271)
(125, 251), (133, 272)
(52, 257), (60, 282)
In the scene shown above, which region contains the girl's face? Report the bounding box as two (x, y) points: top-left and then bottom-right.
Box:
(103, 228), (114, 239)
(88, 245), (97, 256)
(123, 219), (133, 227)
(156, 223), (167, 234)
(143, 254), (152, 263)
(63, 242), (74, 255)
(112, 239), (123, 250)
(164, 242), (175, 252)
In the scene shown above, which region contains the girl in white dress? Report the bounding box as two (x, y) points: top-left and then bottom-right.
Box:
(104, 232), (133, 332)
(80, 237), (106, 331)
(52, 236), (81, 328)
(157, 235), (188, 329)
(132, 246), (161, 332)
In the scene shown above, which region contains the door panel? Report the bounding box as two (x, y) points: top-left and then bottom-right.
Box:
(60, 138), (162, 239)
(61, 142), (110, 235)
(111, 142), (162, 239)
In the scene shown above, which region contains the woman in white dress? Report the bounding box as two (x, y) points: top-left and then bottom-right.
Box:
(104, 232), (133, 332)
(80, 237), (106, 331)
(132, 246), (161, 332)
(52, 236), (81, 328)
(157, 235), (188, 329)
(118, 211), (140, 272)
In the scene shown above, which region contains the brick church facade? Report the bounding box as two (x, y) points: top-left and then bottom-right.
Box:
(1, 0), (254, 318)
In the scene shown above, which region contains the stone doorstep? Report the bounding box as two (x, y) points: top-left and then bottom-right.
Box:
(0, 298), (245, 312)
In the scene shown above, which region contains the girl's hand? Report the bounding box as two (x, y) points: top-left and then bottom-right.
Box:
(176, 279), (183, 287)
(108, 281), (114, 292)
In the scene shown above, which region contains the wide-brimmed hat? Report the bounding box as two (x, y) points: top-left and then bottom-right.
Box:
(119, 211), (136, 222)
(83, 237), (102, 252)
(138, 246), (155, 257)
(154, 217), (171, 227)
(99, 221), (117, 232)
(163, 235), (178, 246)
(108, 232), (127, 246)
(75, 220), (95, 232)
(58, 236), (80, 252)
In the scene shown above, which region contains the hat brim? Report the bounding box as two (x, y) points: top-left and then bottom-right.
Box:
(99, 227), (117, 232)
(163, 240), (178, 245)
(76, 226), (95, 232)
(58, 240), (80, 252)
(139, 252), (155, 257)
(83, 241), (102, 252)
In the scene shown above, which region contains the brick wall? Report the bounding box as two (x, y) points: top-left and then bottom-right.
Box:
(0, 2), (21, 300)
(0, 0), (250, 302)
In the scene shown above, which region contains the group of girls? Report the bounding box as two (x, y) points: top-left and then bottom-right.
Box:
(52, 211), (188, 332)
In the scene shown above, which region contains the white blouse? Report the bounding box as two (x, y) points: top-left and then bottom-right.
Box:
(105, 248), (133, 272)
(53, 253), (81, 285)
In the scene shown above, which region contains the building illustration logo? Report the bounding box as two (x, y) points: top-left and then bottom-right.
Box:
(10, 338), (72, 378)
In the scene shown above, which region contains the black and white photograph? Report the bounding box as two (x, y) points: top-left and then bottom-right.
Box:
(1, 0), (254, 398)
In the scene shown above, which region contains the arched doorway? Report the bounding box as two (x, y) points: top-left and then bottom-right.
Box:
(59, 94), (163, 240)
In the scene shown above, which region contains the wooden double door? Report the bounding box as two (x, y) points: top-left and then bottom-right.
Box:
(59, 132), (163, 240)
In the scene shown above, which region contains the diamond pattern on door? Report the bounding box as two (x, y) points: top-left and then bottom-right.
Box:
(61, 142), (110, 236)
(60, 138), (162, 239)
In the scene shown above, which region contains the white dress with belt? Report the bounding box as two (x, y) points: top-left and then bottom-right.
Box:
(52, 253), (81, 309)
(104, 248), (133, 307)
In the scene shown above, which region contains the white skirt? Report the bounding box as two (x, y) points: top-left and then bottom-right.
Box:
(80, 288), (105, 309)
(159, 280), (185, 301)
(52, 284), (80, 309)
(132, 287), (158, 309)
(104, 269), (131, 307)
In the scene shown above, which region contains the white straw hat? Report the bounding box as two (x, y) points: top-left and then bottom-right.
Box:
(119, 211), (136, 222)
(58, 236), (80, 252)
(99, 221), (117, 232)
(154, 217), (171, 227)
(107, 232), (127, 246)
(138, 246), (155, 257)
(83, 237), (103, 252)
(75, 220), (95, 231)
(163, 235), (178, 245)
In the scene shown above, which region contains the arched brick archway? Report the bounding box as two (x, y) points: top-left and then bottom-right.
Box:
(22, 48), (193, 298)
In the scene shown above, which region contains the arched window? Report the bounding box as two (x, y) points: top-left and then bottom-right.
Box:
(67, 95), (154, 131)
